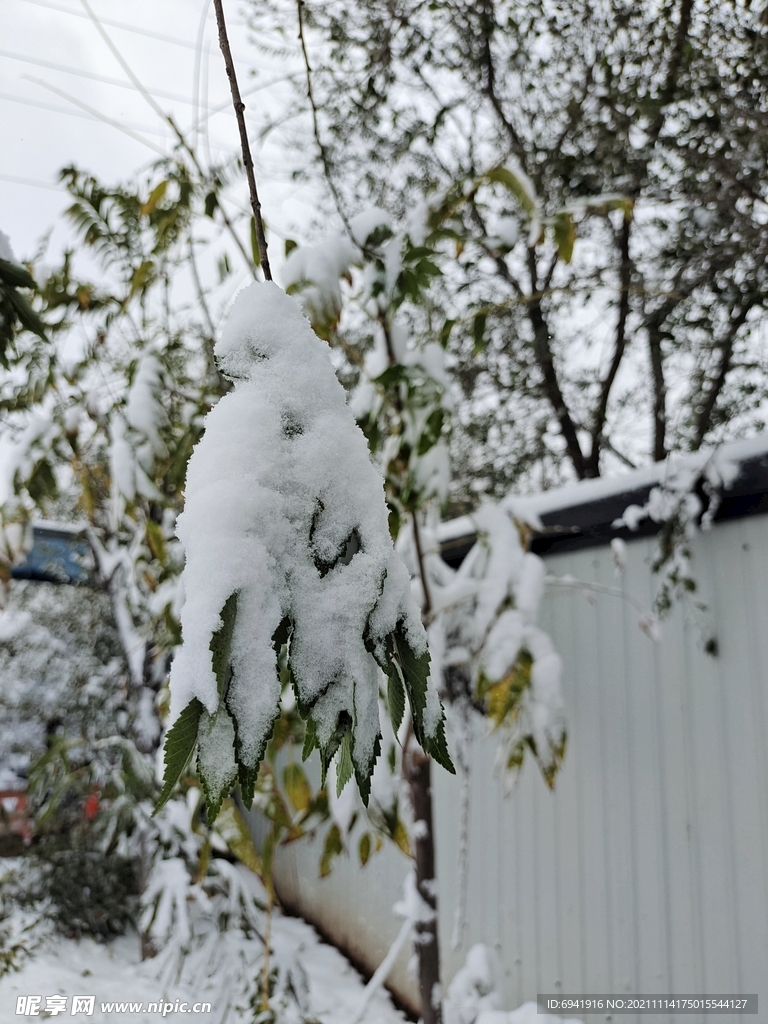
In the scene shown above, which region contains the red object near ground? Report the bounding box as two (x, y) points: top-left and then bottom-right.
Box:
(0, 789), (32, 843)
(84, 791), (100, 821)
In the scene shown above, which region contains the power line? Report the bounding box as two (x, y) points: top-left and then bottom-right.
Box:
(0, 89), (169, 136)
(0, 47), (201, 106)
(13, 0), (252, 60)
(0, 172), (63, 191)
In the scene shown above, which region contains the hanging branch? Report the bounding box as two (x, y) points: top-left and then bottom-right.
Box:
(212, 0), (272, 281)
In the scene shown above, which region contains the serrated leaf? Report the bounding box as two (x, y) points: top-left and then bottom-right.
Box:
(197, 706), (238, 824)
(238, 763), (258, 809)
(283, 762), (312, 813)
(302, 717), (318, 762)
(210, 592), (238, 698)
(387, 668), (405, 735)
(359, 831), (372, 866)
(154, 697), (203, 815)
(336, 730), (353, 797)
(319, 822), (343, 878)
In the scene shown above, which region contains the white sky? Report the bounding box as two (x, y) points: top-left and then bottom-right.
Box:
(0, 0), (317, 264)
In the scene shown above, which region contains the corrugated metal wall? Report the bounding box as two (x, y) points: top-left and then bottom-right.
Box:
(255, 513), (768, 1023)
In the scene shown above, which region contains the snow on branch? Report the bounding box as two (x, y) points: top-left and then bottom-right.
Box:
(160, 283), (453, 822)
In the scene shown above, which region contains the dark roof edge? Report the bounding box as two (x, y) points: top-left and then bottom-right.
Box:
(440, 441), (768, 567)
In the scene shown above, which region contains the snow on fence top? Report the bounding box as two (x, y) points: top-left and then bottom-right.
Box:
(439, 435), (768, 565)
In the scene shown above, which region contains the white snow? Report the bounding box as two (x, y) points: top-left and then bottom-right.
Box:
(349, 207), (392, 248)
(2, 906), (408, 1024)
(0, 229), (15, 262)
(170, 282), (441, 790)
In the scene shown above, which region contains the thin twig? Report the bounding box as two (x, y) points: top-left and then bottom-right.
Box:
(212, 0), (272, 281)
(79, 0), (257, 280)
(296, 0), (354, 238)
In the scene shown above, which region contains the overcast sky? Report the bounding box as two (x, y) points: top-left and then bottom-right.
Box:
(1, 0), (316, 265)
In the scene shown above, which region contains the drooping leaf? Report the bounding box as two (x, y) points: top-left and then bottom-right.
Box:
(197, 705), (238, 824)
(210, 592), (239, 697)
(0, 258), (36, 290)
(140, 180), (168, 216)
(283, 762), (312, 813)
(216, 797), (263, 877)
(358, 831), (372, 866)
(154, 697), (203, 815)
(319, 822), (343, 877)
(336, 730), (354, 797)
(484, 165), (537, 217)
(553, 212), (576, 264)
(387, 664), (405, 735)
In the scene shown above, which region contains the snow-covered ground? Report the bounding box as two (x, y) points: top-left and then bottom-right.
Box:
(1, 909), (408, 1023)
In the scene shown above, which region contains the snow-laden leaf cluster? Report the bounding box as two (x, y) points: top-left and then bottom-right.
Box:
(163, 282), (453, 821)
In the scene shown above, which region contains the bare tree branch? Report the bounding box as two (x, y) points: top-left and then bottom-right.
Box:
(587, 213), (632, 476)
(212, 0), (272, 281)
(693, 305), (750, 447)
(526, 248), (587, 478)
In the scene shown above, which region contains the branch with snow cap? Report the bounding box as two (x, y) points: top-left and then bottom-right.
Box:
(158, 283), (453, 822)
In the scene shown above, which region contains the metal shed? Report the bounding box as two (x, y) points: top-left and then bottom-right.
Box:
(253, 436), (768, 1023)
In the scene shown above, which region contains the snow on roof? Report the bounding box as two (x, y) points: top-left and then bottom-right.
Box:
(439, 434), (768, 545)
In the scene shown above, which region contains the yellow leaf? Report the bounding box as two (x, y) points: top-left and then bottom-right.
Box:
(140, 180), (168, 216)
(358, 831), (372, 866)
(391, 818), (411, 858)
(283, 762), (312, 813)
(553, 212), (576, 264)
(215, 798), (263, 877)
(146, 519), (167, 563)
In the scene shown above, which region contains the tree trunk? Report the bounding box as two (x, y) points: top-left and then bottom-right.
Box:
(406, 745), (442, 1024)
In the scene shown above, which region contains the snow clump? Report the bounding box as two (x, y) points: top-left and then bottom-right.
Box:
(166, 283), (452, 818)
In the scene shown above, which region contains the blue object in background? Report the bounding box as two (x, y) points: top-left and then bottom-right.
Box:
(11, 524), (92, 585)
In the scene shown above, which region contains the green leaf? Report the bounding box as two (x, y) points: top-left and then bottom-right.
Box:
(197, 706), (238, 823)
(283, 762), (312, 813)
(336, 729), (353, 797)
(417, 408), (444, 456)
(484, 166), (537, 217)
(358, 831), (372, 866)
(0, 258), (36, 290)
(319, 823), (343, 877)
(26, 458), (57, 504)
(210, 592), (238, 698)
(387, 666), (405, 735)
(284, 238), (298, 256)
(145, 519), (167, 563)
(374, 622), (454, 774)
(154, 697), (203, 815)
(239, 762), (258, 809)
(553, 212), (576, 264)
(439, 318), (456, 348)
(302, 717), (319, 762)
(472, 312), (487, 355)
(204, 191), (219, 219)
(140, 180), (167, 216)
